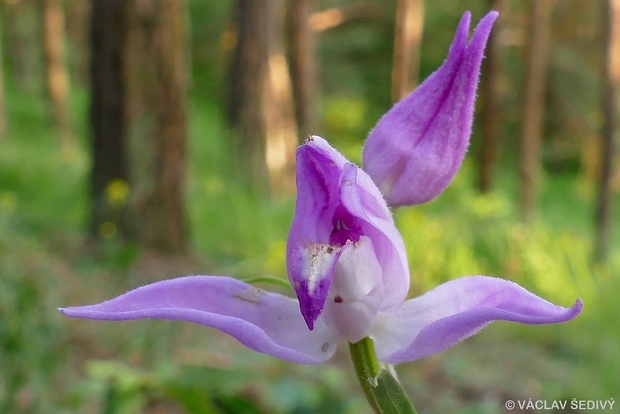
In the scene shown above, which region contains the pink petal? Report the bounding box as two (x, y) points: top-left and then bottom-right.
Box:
(339, 163), (410, 308)
(321, 236), (384, 342)
(362, 12), (498, 206)
(371, 276), (583, 364)
(59, 276), (338, 364)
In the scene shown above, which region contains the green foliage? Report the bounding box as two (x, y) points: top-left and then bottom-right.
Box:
(398, 165), (594, 305)
(84, 361), (267, 414)
(0, 232), (68, 413)
(0, 84), (88, 238)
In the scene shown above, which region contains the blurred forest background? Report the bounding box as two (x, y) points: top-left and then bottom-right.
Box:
(1, 0), (619, 413)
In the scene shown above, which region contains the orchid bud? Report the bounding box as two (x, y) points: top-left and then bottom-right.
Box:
(363, 12), (498, 206)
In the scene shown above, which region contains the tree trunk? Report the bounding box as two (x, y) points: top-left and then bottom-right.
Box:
(41, 0), (71, 141)
(227, 0), (271, 193)
(519, 0), (553, 221)
(478, 0), (501, 193)
(0, 6), (6, 140)
(264, 0), (298, 196)
(227, 0), (297, 197)
(4, 0), (43, 92)
(65, 0), (91, 86)
(289, 0), (318, 137)
(595, 0), (620, 264)
(125, 0), (188, 253)
(89, 0), (132, 240)
(89, 0), (188, 254)
(391, 0), (424, 102)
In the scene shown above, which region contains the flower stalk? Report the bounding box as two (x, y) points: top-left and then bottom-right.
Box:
(349, 337), (417, 414)
(349, 337), (383, 412)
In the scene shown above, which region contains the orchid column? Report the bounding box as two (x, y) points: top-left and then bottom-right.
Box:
(60, 11), (582, 414)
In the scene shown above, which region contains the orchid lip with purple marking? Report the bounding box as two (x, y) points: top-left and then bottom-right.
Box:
(286, 136), (409, 333)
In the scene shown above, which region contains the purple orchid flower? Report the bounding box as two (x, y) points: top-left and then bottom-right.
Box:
(59, 135), (582, 365)
(59, 12), (582, 367)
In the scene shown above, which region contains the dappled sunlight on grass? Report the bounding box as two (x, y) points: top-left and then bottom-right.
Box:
(188, 182), (293, 278)
(396, 164), (597, 307)
(0, 92), (88, 237)
(321, 95), (369, 164)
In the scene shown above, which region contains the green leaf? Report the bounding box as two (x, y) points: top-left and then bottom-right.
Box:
(241, 275), (291, 290)
(370, 369), (417, 414)
(349, 338), (418, 414)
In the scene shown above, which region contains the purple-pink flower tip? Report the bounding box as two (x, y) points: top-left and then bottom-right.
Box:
(363, 11), (498, 206)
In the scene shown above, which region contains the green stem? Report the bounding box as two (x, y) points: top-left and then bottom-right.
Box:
(349, 337), (418, 414)
(349, 338), (383, 413)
